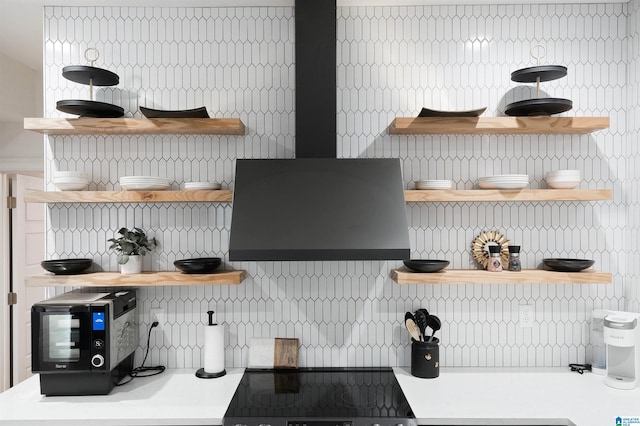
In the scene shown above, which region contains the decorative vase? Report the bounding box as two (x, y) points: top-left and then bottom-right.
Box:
(120, 255), (142, 274)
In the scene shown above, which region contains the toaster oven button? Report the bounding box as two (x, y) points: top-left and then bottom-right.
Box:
(93, 339), (104, 349)
(91, 354), (105, 368)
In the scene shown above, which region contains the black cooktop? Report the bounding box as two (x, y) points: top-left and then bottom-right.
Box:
(223, 368), (416, 426)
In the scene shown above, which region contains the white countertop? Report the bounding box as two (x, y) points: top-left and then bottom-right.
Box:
(1, 367), (639, 426)
(393, 367), (640, 425)
(0, 368), (244, 425)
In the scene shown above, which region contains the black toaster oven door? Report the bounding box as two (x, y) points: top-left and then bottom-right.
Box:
(31, 305), (96, 372)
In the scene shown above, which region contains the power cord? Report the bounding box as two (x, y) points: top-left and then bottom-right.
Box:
(116, 321), (166, 386)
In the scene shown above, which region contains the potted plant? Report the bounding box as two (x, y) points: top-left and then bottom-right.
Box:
(108, 227), (158, 274)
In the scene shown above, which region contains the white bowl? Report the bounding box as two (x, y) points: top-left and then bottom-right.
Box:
(53, 181), (88, 191)
(53, 171), (88, 179)
(184, 182), (222, 190)
(52, 176), (89, 183)
(546, 177), (580, 189)
(545, 170), (580, 178)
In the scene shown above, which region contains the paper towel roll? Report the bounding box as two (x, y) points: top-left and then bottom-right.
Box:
(203, 324), (225, 374)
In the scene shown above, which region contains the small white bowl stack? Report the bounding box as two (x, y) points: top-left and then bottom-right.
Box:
(478, 174), (529, 189)
(184, 181), (222, 190)
(415, 180), (453, 190)
(52, 171), (89, 191)
(119, 176), (170, 191)
(545, 169), (580, 189)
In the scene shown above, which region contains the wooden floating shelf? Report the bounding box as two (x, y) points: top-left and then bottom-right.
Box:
(24, 117), (246, 135)
(389, 116), (610, 135)
(26, 270), (245, 287)
(24, 189), (233, 203)
(404, 189), (612, 202)
(25, 189), (611, 204)
(391, 268), (612, 285)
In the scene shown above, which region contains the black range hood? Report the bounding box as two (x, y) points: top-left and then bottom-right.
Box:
(227, 1), (410, 261)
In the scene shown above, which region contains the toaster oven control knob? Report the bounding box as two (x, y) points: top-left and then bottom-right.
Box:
(91, 354), (105, 368)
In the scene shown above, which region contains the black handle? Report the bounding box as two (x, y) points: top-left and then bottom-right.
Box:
(207, 310), (215, 326)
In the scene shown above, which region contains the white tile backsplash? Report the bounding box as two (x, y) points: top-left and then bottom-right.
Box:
(43, 3), (637, 369)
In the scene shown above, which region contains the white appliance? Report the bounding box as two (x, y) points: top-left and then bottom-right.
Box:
(604, 312), (640, 389)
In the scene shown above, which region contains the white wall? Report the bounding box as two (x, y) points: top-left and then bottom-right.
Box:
(0, 52), (43, 173)
(43, 4), (631, 369)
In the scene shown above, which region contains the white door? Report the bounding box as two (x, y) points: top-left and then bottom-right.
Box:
(11, 174), (45, 385)
(0, 174), (10, 392)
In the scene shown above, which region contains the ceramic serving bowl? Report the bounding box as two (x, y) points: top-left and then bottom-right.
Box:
(403, 259), (450, 273)
(174, 257), (222, 274)
(41, 258), (93, 275)
(542, 258), (594, 272)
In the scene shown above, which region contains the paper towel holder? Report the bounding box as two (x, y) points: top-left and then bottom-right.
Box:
(196, 310), (227, 379)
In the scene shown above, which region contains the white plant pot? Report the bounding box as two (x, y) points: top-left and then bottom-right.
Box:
(120, 255), (142, 274)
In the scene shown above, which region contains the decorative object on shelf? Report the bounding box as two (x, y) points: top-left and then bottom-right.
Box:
(507, 245), (522, 271)
(119, 175), (170, 191)
(174, 257), (222, 274)
(40, 258), (93, 275)
(52, 170), (89, 191)
(402, 259), (450, 273)
(56, 48), (124, 118)
(417, 106), (486, 117)
(414, 180), (452, 190)
(545, 169), (581, 189)
(471, 230), (510, 269)
(108, 227), (157, 274)
(505, 45), (572, 116)
(478, 174), (529, 190)
(196, 310), (226, 379)
(542, 258), (595, 272)
(140, 106), (210, 118)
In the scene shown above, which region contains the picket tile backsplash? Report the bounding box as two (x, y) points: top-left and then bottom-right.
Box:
(44, 3), (637, 369)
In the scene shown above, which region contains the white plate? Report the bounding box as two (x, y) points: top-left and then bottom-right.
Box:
(480, 174), (529, 179)
(120, 183), (170, 191)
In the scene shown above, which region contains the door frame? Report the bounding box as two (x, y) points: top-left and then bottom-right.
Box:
(0, 174), (11, 392)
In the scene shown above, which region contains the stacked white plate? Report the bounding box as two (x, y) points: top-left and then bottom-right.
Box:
(478, 174), (529, 189)
(119, 176), (170, 191)
(184, 181), (222, 190)
(415, 180), (453, 190)
(52, 171), (89, 191)
(545, 170), (580, 189)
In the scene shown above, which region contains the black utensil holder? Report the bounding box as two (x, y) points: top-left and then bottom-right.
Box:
(411, 337), (440, 379)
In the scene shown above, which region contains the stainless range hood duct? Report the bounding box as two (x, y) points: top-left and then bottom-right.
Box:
(228, 1), (410, 261)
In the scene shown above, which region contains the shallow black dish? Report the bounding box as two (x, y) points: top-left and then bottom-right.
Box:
(510, 65), (568, 83)
(62, 65), (120, 86)
(140, 106), (210, 118)
(403, 259), (450, 273)
(56, 100), (124, 118)
(41, 259), (93, 275)
(418, 107), (486, 117)
(542, 258), (594, 272)
(174, 257), (222, 274)
(504, 98), (572, 116)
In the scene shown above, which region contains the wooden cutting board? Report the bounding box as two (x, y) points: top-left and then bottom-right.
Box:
(248, 337), (299, 369)
(274, 338), (299, 369)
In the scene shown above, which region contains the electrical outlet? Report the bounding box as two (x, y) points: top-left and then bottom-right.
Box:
(519, 304), (534, 328)
(150, 308), (165, 330)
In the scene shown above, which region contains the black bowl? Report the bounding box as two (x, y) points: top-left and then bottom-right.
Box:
(41, 259), (93, 275)
(174, 257), (222, 274)
(403, 259), (450, 273)
(140, 106), (209, 118)
(542, 258), (595, 272)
